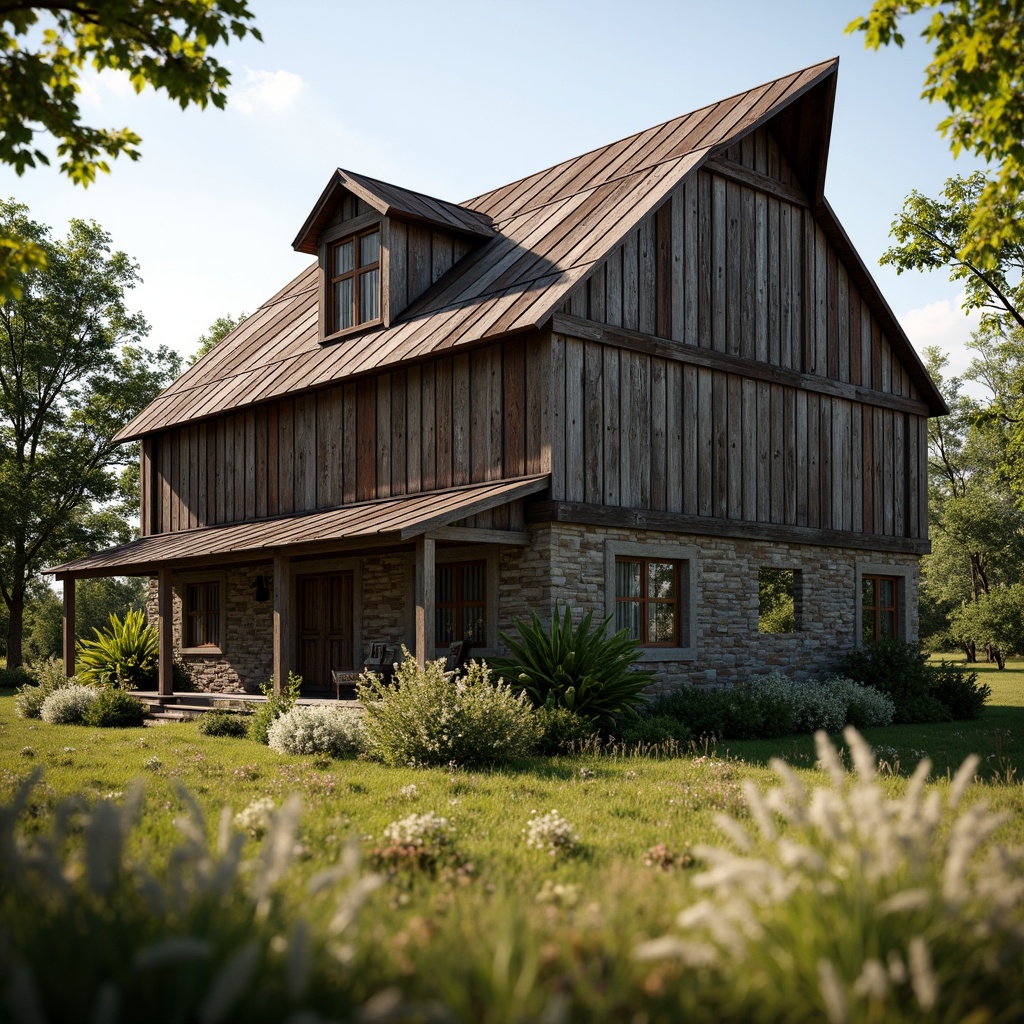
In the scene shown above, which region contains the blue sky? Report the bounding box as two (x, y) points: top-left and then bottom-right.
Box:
(1, 0), (985, 376)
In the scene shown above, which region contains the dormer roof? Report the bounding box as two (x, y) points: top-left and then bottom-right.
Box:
(292, 168), (496, 255)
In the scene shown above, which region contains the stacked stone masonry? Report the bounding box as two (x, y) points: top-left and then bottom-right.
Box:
(147, 524), (918, 695)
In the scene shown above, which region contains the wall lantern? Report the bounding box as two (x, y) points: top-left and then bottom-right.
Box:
(254, 574), (271, 602)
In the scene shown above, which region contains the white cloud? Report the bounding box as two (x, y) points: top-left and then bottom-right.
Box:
(232, 68), (306, 116)
(898, 292), (981, 378)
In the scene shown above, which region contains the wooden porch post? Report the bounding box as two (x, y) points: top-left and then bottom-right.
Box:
(414, 535), (435, 668)
(157, 568), (173, 696)
(61, 575), (75, 678)
(273, 553), (291, 696)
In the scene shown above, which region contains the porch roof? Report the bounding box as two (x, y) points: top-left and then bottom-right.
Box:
(47, 475), (549, 579)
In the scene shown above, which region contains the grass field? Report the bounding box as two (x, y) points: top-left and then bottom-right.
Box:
(2, 666), (1023, 1022)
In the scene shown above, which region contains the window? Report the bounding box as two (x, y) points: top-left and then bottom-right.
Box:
(758, 567), (799, 634)
(862, 574), (900, 643)
(614, 557), (683, 646)
(328, 227), (380, 333)
(185, 581), (221, 648)
(435, 560), (486, 648)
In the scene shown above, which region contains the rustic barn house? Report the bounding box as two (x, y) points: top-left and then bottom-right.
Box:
(50, 57), (946, 698)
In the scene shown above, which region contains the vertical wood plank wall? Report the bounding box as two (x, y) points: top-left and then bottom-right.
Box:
(551, 126), (928, 542)
(147, 335), (548, 533)
(146, 125), (930, 547)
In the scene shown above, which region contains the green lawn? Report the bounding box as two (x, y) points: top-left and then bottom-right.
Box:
(2, 682), (1023, 1022)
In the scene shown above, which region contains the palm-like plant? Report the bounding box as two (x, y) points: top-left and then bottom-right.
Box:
(76, 609), (159, 690)
(494, 605), (654, 728)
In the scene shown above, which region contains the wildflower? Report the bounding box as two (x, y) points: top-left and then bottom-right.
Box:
(144, 756), (162, 772)
(524, 810), (580, 857)
(399, 783), (419, 801)
(234, 797), (276, 839)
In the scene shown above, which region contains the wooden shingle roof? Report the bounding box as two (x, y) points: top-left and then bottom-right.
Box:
(117, 58), (844, 442)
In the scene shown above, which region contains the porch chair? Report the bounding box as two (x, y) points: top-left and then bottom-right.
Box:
(443, 639), (472, 674)
(363, 641), (396, 685)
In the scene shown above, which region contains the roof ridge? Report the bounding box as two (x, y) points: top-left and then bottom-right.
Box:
(460, 57), (838, 212)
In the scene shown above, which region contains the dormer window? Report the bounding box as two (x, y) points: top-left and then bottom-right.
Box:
(329, 227), (381, 332)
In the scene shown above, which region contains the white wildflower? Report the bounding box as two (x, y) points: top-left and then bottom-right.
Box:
(524, 810), (579, 856)
(234, 797), (276, 839)
(382, 811), (452, 848)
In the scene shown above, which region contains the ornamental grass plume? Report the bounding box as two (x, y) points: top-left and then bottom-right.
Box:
(636, 727), (1024, 1023)
(0, 773), (385, 1024)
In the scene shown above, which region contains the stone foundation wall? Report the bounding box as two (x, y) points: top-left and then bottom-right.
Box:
(145, 563), (274, 693)
(146, 524), (919, 696)
(536, 523), (919, 694)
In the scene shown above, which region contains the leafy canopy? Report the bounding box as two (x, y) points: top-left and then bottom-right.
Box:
(848, 0), (1024, 267)
(0, 1), (260, 297)
(0, 199), (181, 666)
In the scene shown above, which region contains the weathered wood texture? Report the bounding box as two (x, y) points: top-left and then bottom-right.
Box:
(146, 336), (548, 533)
(560, 127), (919, 400)
(550, 329), (927, 540)
(548, 130), (927, 541)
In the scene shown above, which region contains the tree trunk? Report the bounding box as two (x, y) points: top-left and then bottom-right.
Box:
(962, 640), (976, 662)
(993, 648), (1005, 670)
(5, 587), (24, 668)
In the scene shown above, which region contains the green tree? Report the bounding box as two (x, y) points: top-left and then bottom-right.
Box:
(919, 344), (1024, 654)
(190, 311), (247, 365)
(0, 200), (180, 667)
(880, 173), (1024, 332)
(948, 583), (1024, 669)
(0, 1), (261, 297)
(849, 0), (1024, 266)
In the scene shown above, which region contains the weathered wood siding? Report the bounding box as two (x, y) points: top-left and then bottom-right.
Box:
(145, 336), (549, 533)
(561, 127), (919, 400)
(551, 126), (928, 542)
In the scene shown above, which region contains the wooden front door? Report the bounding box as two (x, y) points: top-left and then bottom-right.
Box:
(297, 572), (354, 691)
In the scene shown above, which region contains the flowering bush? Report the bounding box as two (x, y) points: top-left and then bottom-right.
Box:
(636, 728), (1024, 1021)
(16, 658), (73, 719)
(654, 672), (895, 741)
(234, 797), (277, 838)
(524, 809), (580, 857)
(266, 705), (366, 758)
(39, 684), (98, 725)
(382, 811), (453, 848)
(358, 651), (540, 767)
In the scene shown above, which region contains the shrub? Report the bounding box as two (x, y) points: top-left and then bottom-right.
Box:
(636, 728), (1024, 1022)
(494, 605), (655, 728)
(267, 705), (366, 757)
(840, 639), (986, 723)
(197, 709), (251, 738)
(75, 609), (158, 690)
(619, 713), (693, 749)
(822, 675), (896, 729)
(14, 659), (72, 720)
(0, 664), (38, 689)
(248, 671), (302, 744)
(39, 684), (98, 725)
(655, 687), (731, 741)
(928, 661), (991, 720)
(358, 652), (540, 767)
(534, 705), (598, 754)
(81, 689), (147, 727)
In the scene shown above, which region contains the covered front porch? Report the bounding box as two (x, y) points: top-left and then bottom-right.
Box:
(48, 476), (548, 696)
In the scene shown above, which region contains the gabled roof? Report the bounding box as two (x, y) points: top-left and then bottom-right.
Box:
(292, 168), (496, 255)
(119, 58), (940, 440)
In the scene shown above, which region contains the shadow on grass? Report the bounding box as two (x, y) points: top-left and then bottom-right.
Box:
(710, 703), (1023, 781)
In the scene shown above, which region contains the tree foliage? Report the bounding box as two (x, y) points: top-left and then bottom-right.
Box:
(0, 1), (261, 297)
(189, 311), (247, 365)
(0, 200), (180, 666)
(849, 0), (1024, 267)
(881, 172), (1024, 331)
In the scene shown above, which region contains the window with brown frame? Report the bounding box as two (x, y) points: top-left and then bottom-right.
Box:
(862, 574), (900, 643)
(614, 557), (682, 646)
(328, 226), (381, 333)
(435, 560), (486, 649)
(185, 581), (221, 648)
